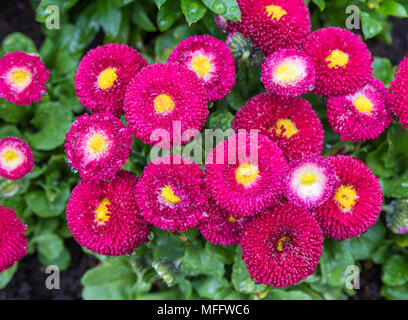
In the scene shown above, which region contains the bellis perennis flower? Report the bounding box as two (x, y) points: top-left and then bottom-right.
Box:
(0, 137), (34, 181)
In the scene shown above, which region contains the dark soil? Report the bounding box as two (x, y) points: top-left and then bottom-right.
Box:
(350, 261), (384, 300)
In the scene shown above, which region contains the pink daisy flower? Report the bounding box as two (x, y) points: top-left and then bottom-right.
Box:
(199, 199), (252, 245)
(205, 132), (287, 217)
(231, 92), (324, 161)
(168, 35), (236, 102)
(282, 155), (337, 209)
(302, 27), (373, 97)
(65, 112), (133, 182)
(214, 14), (241, 34)
(0, 137), (34, 180)
(389, 55), (408, 128)
(123, 63), (208, 148)
(314, 155), (383, 240)
(261, 48), (315, 97)
(0, 206), (28, 272)
(66, 171), (151, 256)
(135, 155), (208, 232)
(0, 51), (49, 105)
(75, 44), (147, 116)
(327, 78), (393, 141)
(241, 202), (323, 287)
(238, 0), (311, 56)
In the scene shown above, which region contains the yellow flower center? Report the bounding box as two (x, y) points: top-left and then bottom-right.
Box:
(161, 185), (181, 204)
(353, 96), (373, 115)
(95, 197), (111, 225)
(275, 118), (299, 138)
(98, 68), (117, 90)
(4, 150), (18, 164)
(228, 215), (240, 222)
(89, 135), (107, 153)
(265, 5), (287, 20)
(191, 55), (212, 77)
(11, 70), (31, 85)
(326, 49), (349, 69)
(276, 64), (300, 82)
(300, 172), (317, 186)
(154, 94), (175, 114)
(277, 236), (290, 252)
(335, 185), (357, 211)
(236, 163), (259, 185)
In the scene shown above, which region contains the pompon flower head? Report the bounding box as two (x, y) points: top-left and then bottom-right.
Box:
(0, 137), (34, 180)
(0, 51), (49, 105)
(167, 35), (236, 102)
(123, 63), (208, 148)
(135, 155), (208, 232)
(241, 202), (323, 287)
(231, 92), (324, 161)
(75, 44), (147, 116)
(66, 171), (151, 256)
(261, 48), (315, 96)
(389, 55), (408, 128)
(0, 206), (28, 272)
(238, 0), (311, 56)
(65, 112), (132, 182)
(314, 155), (383, 240)
(302, 27), (373, 97)
(199, 199), (252, 245)
(327, 78), (393, 142)
(282, 155), (337, 209)
(205, 132), (287, 217)
(214, 14), (241, 34)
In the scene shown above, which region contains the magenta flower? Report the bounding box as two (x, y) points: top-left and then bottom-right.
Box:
(75, 44), (147, 116)
(0, 51), (49, 105)
(0, 137), (34, 180)
(214, 14), (241, 34)
(205, 132), (287, 217)
(390, 54), (408, 128)
(65, 112), (133, 182)
(135, 155), (208, 232)
(314, 155), (383, 240)
(168, 35), (236, 102)
(0, 206), (28, 272)
(261, 48), (315, 97)
(66, 171), (151, 256)
(241, 202), (323, 287)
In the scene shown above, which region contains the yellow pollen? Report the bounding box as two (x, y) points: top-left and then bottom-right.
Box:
(265, 5), (287, 20)
(161, 185), (181, 204)
(275, 119), (299, 138)
(89, 135), (107, 153)
(4, 150), (18, 163)
(98, 68), (117, 90)
(277, 236), (290, 252)
(354, 96), (373, 115)
(326, 49), (349, 69)
(276, 64), (299, 81)
(95, 198), (111, 225)
(154, 94), (175, 114)
(191, 56), (212, 77)
(335, 185), (358, 211)
(300, 172), (317, 186)
(236, 163), (259, 185)
(11, 70), (30, 85)
(228, 215), (239, 222)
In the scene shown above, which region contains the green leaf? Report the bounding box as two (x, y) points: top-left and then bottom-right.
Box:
(1, 32), (37, 55)
(206, 110), (234, 131)
(193, 276), (230, 299)
(26, 102), (73, 151)
(155, 0), (169, 9)
(382, 170), (408, 199)
(25, 185), (70, 218)
(320, 239), (354, 287)
(157, 0), (182, 31)
(0, 101), (31, 124)
(267, 288), (313, 300)
(377, 1), (408, 18)
(33, 233), (64, 261)
(152, 231), (186, 260)
(381, 284), (408, 300)
(131, 3), (157, 32)
(312, 0), (325, 11)
(180, 246), (225, 279)
(97, 0), (122, 38)
(181, 0), (207, 25)
(0, 263), (18, 290)
(231, 247), (267, 294)
(201, 0), (241, 21)
(81, 264), (136, 300)
(382, 255), (408, 286)
(0, 125), (23, 140)
(372, 56), (395, 85)
(36, 0), (78, 22)
(205, 242), (236, 265)
(360, 11), (383, 39)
